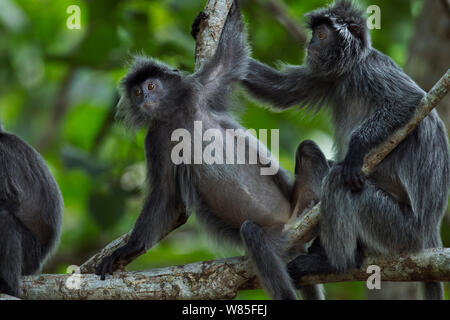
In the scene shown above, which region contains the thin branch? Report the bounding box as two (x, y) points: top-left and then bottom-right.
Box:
(256, 0), (307, 45)
(21, 248), (450, 299)
(283, 68), (450, 244)
(36, 67), (77, 153)
(362, 69), (450, 174)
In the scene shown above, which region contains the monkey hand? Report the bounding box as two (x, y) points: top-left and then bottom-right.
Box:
(341, 152), (366, 192)
(190, 11), (208, 40)
(95, 240), (145, 280)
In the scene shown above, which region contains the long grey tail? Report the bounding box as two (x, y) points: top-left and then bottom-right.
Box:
(423, 282), (443, 300)
(240, 220), (297, 300)
(299, 284), (325, 300)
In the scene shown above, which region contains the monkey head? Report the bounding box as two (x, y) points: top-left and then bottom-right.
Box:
(304, 0), (371, 76)
(116, 56), (188, 127)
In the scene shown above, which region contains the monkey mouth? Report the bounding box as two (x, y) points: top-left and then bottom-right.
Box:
(141, 102), (156, 112)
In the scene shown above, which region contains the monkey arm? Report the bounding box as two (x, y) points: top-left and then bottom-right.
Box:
(242, 58), (320, 109)
(95, 189), (183, 279)
(193, 1), (249, 106)
(342, 103), (417, 191)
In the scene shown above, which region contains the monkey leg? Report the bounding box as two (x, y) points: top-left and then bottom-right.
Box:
(288, 237), (365, 285)
(320, 165), (424, 272)
(0, 210), (23, 296)
(292, 140), (330, 217)
(0, 210), (43, 296)
(240, 220), (297, 300)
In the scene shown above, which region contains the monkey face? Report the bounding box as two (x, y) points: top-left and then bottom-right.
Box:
(305, 24), (349, 76)
(308, 24), (335, 54)
(306, 24), (338, 66)
(130, 78), (164, 115)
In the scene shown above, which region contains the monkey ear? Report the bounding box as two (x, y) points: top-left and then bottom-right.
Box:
(116, 96), (130, 114)
(347, 24), (362, 39)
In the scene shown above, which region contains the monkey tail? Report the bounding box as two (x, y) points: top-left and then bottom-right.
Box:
(240, 220), (297, 300)
(423, 282), (443, 300)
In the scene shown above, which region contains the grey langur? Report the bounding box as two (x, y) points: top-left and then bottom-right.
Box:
(0, 121), (63, 296)
(95, 1), (328, 300)
(241, 0), (449, 299)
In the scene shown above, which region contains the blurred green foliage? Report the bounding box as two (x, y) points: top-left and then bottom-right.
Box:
(0, 0), (448, 299)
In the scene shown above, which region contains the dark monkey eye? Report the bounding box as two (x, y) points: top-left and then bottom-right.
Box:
(134, 87), (142, 97)
(147, 82), (155, 91)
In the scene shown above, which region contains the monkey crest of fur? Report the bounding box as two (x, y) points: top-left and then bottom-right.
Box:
(305, 0), (370, 76)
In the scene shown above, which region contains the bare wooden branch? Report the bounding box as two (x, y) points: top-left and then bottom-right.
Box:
(21, 248), (450, 299)
(362, 69), (450, 174)
(194, 0), (234, 70)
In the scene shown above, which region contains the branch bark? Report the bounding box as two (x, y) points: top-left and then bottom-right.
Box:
(194, 0), (234, 70)
(20, 248), (450, 300)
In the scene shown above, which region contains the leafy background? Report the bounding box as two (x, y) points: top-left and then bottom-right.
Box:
(0, 0), (448, 299)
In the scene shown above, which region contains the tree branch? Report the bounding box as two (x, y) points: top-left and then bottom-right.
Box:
(194, 0), (234, 70)
(283, 68), (450, 245)
(256, 0), (307, 45)
(36, 67), (77, 153)
(19, 248), (450, 299)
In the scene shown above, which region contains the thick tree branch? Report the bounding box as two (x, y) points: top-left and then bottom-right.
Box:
(194, 0), (234, 70)
(19, 248), (450, 299)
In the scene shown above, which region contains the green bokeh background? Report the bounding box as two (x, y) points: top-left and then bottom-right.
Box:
(0, 0), (448, 299)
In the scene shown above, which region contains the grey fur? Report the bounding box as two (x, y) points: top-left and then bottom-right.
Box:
(241, 0), (449, 299)
(0, 125), (63, 297)
(95, 2), (326, 300)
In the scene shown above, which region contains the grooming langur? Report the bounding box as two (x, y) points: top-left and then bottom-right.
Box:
(241, 0), (449, 299)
